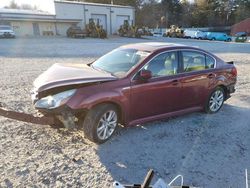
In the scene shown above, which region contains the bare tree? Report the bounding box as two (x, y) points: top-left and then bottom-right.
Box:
(4, 0), (38, 10)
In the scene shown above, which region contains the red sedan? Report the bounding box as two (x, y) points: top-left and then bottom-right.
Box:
(32, 42), (237, 143)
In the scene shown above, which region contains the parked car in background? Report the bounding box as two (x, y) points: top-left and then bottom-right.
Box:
(153, 32), (164, 37)
(66, 26), (86, 38)
(183, 29), (197, 39)
(195, 30), (207, 40)
(31, 42), (237, 143)
(152, 29), (166, 37)
(206, 32), (232, 42)
(235, 32), (248, 42)
(0, 25), (15, 38)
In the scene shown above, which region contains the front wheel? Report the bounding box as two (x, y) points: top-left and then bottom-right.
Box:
(82, 104), (118, 144)
(205, 87), (225, 113)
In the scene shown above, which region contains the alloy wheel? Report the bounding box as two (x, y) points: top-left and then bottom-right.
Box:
(97, 110), (117, 140)
(209, 90), (224, 112)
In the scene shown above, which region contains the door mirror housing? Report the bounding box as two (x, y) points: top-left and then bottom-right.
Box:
(139, 69), (152, 80)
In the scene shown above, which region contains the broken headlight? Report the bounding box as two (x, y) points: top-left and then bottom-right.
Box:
(35, 89), (76, 109)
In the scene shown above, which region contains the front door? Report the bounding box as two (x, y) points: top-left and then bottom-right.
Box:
(130, 51), (182, 121)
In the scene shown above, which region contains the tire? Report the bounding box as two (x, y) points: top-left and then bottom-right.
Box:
(211, 37), (216, 41)
(205, 87), (225, 114)
(82, 104), (119, 144)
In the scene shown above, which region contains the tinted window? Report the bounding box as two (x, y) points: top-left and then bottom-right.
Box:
(206, 55), (215, 68)
(144, 51), (178, 77)
(182, 51), (206, 72)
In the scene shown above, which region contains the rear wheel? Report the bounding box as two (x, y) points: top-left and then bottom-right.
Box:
(205, 87), (225, 113)
(82, 104), (118, 144)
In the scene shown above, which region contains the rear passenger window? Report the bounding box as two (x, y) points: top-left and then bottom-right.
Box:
(182, 51), (206, 72)
(206, 55), (215, 68)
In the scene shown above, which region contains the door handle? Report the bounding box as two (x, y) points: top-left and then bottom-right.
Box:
(171, 80), (179, 85)
(207, 73), (215, 79)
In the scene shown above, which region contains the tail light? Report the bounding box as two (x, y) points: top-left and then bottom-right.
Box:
(231, 67), (237, 77)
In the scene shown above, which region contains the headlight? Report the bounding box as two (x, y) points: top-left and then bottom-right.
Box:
(35, 89), (76, 109)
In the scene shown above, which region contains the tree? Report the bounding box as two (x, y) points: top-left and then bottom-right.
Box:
(136, 1), (162, 27)
(4, 0), (19, 9)
(179, 0), (194, 27)
(234, 0), (250, 22)
(161, 0), (183, 26)
(4, 0), (38, 10)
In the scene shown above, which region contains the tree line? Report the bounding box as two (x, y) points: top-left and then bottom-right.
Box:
(78, 0), (250, 28)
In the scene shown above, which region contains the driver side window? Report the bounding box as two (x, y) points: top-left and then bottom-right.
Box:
(143, 51), (178, 77)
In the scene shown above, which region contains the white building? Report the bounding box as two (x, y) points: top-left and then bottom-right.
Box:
(0, 0), (135, 37)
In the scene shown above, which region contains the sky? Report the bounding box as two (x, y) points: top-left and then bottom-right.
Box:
(0, 0), (55, 13)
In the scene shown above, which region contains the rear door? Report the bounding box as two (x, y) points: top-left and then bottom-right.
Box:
(179, 50), (216, 109)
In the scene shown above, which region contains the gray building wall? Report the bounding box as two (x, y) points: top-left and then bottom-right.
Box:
(0, 1), (135, 36)
(54, 1), (135, 35)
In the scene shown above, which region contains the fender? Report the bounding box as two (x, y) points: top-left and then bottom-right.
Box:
(66, 84), (131, 125)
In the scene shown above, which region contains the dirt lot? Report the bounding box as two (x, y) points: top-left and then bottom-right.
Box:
(0, 37), (250, 188)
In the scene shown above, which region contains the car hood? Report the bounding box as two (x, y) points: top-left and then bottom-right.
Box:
(33, 63), (117, 92)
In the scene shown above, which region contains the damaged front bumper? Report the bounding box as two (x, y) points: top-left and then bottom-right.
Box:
(0, 104), (83, 129)
(0, 106), (55, 125)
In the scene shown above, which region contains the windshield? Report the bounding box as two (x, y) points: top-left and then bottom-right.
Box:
(91, 48), (150, 77)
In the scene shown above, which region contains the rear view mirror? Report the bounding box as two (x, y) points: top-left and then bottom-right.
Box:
(139, 69), (152, 80)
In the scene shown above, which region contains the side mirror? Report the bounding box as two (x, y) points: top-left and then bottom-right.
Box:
(139, 69), (152, 80)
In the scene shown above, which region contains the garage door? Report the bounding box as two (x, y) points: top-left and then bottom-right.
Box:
(91, 14), (107, 31)
(116, 15), (130, 33)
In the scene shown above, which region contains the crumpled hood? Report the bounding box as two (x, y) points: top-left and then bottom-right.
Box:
(34, 63), (117, 92)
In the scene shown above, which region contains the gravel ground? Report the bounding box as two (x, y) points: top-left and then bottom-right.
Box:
(0, 37), (250, 188)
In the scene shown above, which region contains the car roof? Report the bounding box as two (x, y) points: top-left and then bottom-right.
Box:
(120, 42), (191, 52)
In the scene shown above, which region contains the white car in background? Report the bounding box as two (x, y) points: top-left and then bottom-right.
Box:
(195, 30), (207, 40)
(183, 29), (197, 38)
(153, 32), (164, 37)
(0, 25), (16, 38)
(184, 29), (207, 40)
